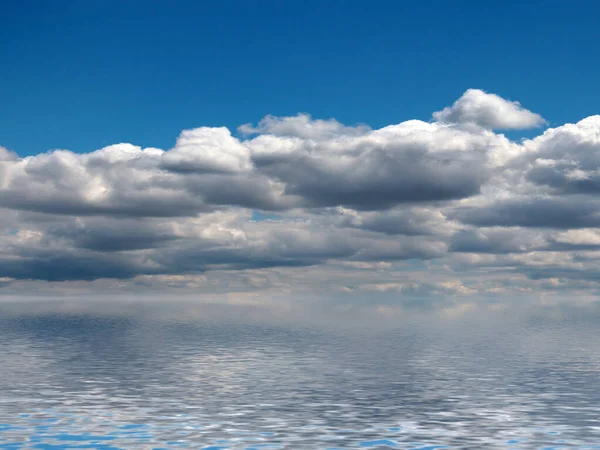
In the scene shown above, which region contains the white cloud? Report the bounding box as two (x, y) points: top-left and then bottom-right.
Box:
(162, 127), (252, 173)
(0, 146), (18, 162)
(239, 113), (370, 140)
(433, 88), (546, 129)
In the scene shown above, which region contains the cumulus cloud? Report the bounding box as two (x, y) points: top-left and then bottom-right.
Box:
(161, 127), (252, 173)
(521, 116), (600, 194)
(0, 112), (510, 218)
(433, 89), (546, 129)
(2, 89), (600, 309)
(247, 119), (509, 209)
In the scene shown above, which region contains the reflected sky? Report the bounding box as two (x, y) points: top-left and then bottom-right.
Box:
(1, 302), (600, 449)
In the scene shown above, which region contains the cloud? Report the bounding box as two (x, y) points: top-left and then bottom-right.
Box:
(521, 116), (600, 194)
(449, 227), (547, 254)
(0, 205), (446, 282)
(2, 89), (600, 310)
(0, 146), (18, 162)
(238, 113), (371, 140)
(0, 108), (515, 218)
(452, 196), (600, 229)
(333, 206), (457, 236)
(433, 89), (546, 130)
(247, 119), (506, 209)
(161, 127), (252, 173)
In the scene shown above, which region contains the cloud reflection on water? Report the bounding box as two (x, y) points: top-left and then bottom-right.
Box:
(0, 301), (600, 448)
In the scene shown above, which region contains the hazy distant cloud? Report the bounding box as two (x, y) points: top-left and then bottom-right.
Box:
(433, 89), (546, 129)
(2, 89), (600, 305)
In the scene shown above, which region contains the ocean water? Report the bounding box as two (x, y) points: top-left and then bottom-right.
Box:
(1, 303), (600, 449)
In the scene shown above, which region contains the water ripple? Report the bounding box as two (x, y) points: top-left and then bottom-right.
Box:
(0, 313), (599, 448)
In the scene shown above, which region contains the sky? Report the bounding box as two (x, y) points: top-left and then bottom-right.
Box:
(2, 0), (600, 321)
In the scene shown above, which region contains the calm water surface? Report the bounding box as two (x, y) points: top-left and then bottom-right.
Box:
(1, 306), (600, 449)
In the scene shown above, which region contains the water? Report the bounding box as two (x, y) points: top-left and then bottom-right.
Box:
(1, 303), (600, 449)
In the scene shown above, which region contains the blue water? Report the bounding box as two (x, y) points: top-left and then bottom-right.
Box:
(1, 302), (600, 449)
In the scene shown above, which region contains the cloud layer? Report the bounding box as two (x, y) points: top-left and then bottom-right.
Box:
(2, 89), (600, 311)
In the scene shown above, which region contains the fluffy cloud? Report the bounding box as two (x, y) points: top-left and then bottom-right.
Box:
(433, 88), (546, 129)
(161, 127), (252, 173)
(0, 112), (511, 217)
(3, 89), (600, 310)
(247, 120), (498, 209)
(522, 116), (600, 194)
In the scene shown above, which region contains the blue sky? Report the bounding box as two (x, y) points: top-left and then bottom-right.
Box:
(2, 0), (600, 156)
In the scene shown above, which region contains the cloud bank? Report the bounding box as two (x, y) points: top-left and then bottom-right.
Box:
(1, 89), (600, 313)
